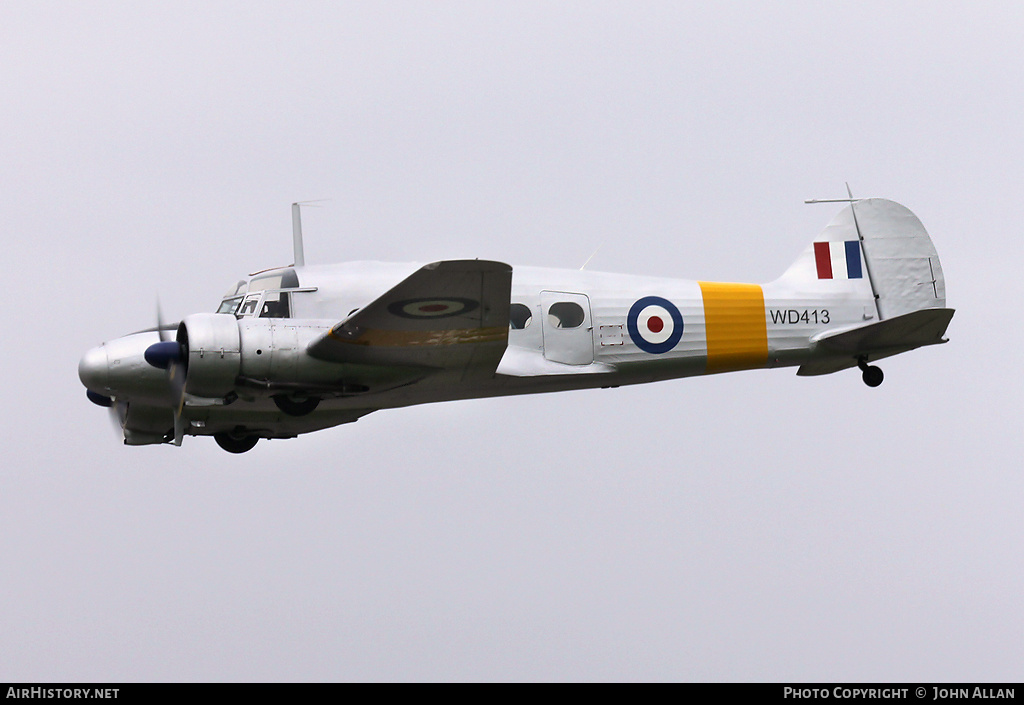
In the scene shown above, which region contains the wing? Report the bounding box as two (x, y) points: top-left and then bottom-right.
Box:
(307, 260), (513, 378)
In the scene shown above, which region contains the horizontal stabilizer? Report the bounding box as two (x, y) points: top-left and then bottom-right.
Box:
(798, 307), (954, 376)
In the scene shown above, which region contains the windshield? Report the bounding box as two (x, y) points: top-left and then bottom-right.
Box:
(237, 294), (262, 317)
(216, 269), (301, 318)
(215, 280), (247, 315)
(217, 296), (242, 315)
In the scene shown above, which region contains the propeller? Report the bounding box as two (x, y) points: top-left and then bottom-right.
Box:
(109, 399), (129, 440)
(144, 302), (189, 446)
(86, 388), (129, 442)
(143, 301), (183, 366)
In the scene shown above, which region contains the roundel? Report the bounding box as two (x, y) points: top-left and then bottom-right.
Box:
(387, 297), (480, 320)
(627, 296), (684, 354)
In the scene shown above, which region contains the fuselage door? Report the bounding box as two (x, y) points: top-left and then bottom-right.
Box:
(540, 291), (594, 365)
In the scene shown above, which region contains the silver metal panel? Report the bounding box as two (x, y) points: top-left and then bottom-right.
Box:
(600, 325), (623, 346)
(540, 291), (594, 365)
(180, 313), (241, 397)
(496, 347), (615, 376)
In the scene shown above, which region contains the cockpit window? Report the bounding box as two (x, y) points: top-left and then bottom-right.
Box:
(217, 281), (247, 315)
(258, 291), (290, 318)
(221, 269), (302, 318)
(237, 294), (261, 317)
(217, 296), (242, 315)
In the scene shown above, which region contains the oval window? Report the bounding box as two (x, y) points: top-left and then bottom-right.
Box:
(547, 301), (585, 329)
(509, 303), (533, 330)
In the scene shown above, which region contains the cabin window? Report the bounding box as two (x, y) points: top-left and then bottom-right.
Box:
(547, 301), (585, 329)
(509, 303), (533, 330)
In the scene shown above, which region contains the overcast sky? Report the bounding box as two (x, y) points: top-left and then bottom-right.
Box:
(1, 1), (1021, 682)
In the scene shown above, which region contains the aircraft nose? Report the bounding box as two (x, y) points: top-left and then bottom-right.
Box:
(78, 344), (109, 393)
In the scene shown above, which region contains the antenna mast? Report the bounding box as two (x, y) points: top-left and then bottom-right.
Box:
(291, 202), (305, 267)
(290, 199), (330, 267)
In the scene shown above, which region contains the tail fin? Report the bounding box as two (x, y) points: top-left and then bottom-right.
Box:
(851, 198), (946, 319)
(774, 198), (947, 320)
(775, 198), (954, 378)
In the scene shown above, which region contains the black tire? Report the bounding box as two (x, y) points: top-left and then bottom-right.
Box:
(862, 365), (884, 388)
(273, 394), (321, 417)
(214, 432), (260, 453)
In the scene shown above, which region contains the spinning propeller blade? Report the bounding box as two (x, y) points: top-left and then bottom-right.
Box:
(108, 399), (128, 440)
(142, 300), (190, 446)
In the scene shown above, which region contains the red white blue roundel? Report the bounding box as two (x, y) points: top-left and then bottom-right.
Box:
(387, 297), (479, 319)
(627, 296), (683, 354)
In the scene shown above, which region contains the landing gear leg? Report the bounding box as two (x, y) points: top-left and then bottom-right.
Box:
(857, 357), (884, 388)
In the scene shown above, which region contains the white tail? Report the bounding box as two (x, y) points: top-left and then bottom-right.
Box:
(853, 198), (946, 319)
(773, 198), (947, 320)
(774, 198), (954, 377)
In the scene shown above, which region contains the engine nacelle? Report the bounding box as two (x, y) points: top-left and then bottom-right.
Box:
(238, 319), (338, 385)
(178, 313), (241, 397)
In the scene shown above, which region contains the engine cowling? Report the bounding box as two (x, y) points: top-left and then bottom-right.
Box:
(177, 313), (241, 397)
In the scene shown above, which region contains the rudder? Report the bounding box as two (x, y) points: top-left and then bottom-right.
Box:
(853, 198), (946, 319)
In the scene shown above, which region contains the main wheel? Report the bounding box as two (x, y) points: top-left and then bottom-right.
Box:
(214, 432), (260, 453)
(273, 394), (320, 416)
(862, 365), (884, 388)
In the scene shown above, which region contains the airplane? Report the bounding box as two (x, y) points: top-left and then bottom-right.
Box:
(79, 196), (954, 453)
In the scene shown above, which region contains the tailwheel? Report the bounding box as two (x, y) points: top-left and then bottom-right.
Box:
(214, 431), (260, 454)
(857, 357), (884, 388)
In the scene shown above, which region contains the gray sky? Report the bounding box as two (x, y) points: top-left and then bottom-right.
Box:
(2, 1), (1021, 681)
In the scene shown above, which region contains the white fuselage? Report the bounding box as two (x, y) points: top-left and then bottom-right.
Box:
(78, 198), (952, 448)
